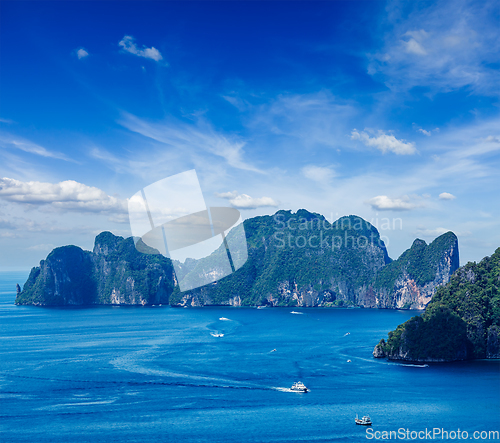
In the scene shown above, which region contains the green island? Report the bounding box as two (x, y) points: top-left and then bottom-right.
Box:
(374, 247), (500, 361)
(16, 209), (459, 311)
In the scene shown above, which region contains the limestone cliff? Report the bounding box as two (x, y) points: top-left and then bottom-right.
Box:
(16, 210), (459, 309)
(16, 232), (175, 306)
(374, 247), (500, 361)
(365, 233), (460, 309)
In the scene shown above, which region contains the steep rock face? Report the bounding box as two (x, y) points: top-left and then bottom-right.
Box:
(91, 232), (175, 305)
(172, 211), (392, 307)
(373, 339), (387, 358)
(376, 247), (500, 362)
(16, 210), (460, 309)
(366, 233), (459, 309)
(16, 246), (96, 306)
(176, 213), (458, 308)
(16, 232), (176, 306)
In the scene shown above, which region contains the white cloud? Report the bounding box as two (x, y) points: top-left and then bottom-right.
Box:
(415, 226), (452, 237)
(0, 177), (126, 214)
(301, 165), (335, 184)
(250, 91), (357, 150)
(366, 195), (420, 211)
(217, 191), (278, 209)
(27, 244), (56, 251)
(369, 0), (500, 95)
(222, 95), (248, 112)
(439, 192), (456, 200)
(418, 128), (431, 136)
(215, 191), (239, 199)
(404, 36), (427, 55)
(351, 129), (417, 155)
(76, 48), (89, 59)
(119, 36), (163, 62)
(118, 112), (261, 173)
(485, 135), (500, 143)
(0, 134), (73, 161)
(0, 118), (14, 124)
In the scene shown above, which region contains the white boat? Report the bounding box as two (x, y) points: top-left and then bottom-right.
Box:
(210, 332), (224, 337)
(290, 381), (308, 392)
(355, 415), (372, 426)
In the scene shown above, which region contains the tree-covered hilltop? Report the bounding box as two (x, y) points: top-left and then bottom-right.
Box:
(16, 245), (96, 306)
(16, 209), (459, 309)
(172, 210), (392, 307)
(374, 248), (500, 362)
(16, 232), (176, 306)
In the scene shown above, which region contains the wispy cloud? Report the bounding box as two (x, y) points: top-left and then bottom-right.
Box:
(27, 243), (56, 251)
(403, 31), (428, 55)
(351, 129), (417, 155)
(119, 35), (163, 62)
(216, 191), (278, 209)
(250, 91), (357, 150)
(0, 134), (73, 162)
(369, 0), (500, 95)
(118, 112), (262, 173)
(415, 226), (452, 237)
(301, 165), (336, 184)
(0, 177), (126, 214)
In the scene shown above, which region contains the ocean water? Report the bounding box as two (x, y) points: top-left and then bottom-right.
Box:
(1, 271), (499, 442)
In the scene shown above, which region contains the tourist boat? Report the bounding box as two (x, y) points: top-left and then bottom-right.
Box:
(290, 381), (308, 392)
(355, 415), (372, 426)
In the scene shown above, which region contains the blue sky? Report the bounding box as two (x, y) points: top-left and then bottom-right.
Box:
(0, 0), (499, 268)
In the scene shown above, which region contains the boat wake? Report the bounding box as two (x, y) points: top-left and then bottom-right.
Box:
(219, 317), (231, 321)
(273, 387), (310, 393)
(290, 311), (303, 315)
(399, 364), (429, 368)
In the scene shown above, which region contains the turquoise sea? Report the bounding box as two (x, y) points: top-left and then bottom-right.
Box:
(1, 271), (499, 442)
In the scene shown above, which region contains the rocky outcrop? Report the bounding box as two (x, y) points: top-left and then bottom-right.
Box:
(365, 233), (459, 309)
(16, 210), (460, 309)
(375, 247), (500, 362)
(373, 339), (386, 358)
(16, 232), (175, 306)
(16, 246), (96, 305)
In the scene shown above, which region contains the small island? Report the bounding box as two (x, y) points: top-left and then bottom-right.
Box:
(374, 247), (500, 362)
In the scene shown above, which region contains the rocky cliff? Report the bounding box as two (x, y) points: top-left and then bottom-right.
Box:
(16, 209), (459, 308)
(366, 233), (460, 309)
(374, 247), (500, 361)
(16, 232), (175, 306)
